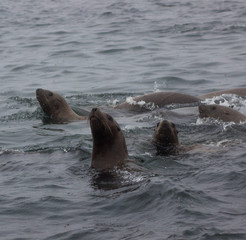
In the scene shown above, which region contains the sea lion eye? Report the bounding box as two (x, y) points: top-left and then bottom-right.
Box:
(172, 123), (176, 128)
(107, 115), (113, 121)
(48, 92), (53, 96)
(212, 106), (216, 110)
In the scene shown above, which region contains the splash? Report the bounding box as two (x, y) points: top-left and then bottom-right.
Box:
(0, 148), (23, 155)
(201, 94), (246, 112)
(196, 117), (236, 131)
(125, 97), (157, 111)
(115, 169), (145, 183)
(154, 81), (160, 92)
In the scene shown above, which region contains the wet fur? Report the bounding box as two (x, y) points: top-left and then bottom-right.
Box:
(36, 88), (86, 123)
(116, 92), (200, 112)
(152, 120), (179, 155)
(89, 108), (129, 170)
(199, 104), (246, 123)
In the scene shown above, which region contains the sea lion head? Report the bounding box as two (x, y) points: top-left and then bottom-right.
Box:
(152, 120), (179, 155)
(89, 108), (128, 170)
(36, 88), (72, 120)
(199, 104), (231, 119)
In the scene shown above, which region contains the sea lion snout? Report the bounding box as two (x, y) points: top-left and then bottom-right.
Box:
(152, 119), (179, 155)
(36, 88), (54, 97)
(89, 108), (100, 119)
(36, 88), (42, 96)
(198, 104), (207, 114)
(92, 108), (98, 113)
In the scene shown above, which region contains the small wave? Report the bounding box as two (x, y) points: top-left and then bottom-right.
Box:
(46, 30), (72, 35)
(0, 110), (41, 122)
(11, 64), (36, 72)
(0, 148), (23, 156)
(222, 25), (246, 34)
(196, 117), (236, 130)
(89, 166), (148, 192)
(9, 96), (37, 106)
(97, 48), (127, 54)
(202, 232), (246, 240)
(49, 49), (77, 57)
(56, 40), (82, 47)
(100, 11), (114, 17)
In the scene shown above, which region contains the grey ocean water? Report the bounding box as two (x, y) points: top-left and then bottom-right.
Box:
(1, 0), (246, 239)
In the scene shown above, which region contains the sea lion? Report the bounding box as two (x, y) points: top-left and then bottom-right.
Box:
(36, 88), (86, 123)
(152, 120), (180, 155)
(199, 88), (246, 100)
(89, 108), (129, 170)
(198, 104), (246, 123)
(151, 119), (220, 155)
(115, 92), (200, 112)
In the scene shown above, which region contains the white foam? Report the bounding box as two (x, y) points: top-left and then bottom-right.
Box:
(125, 96), (157, 110)
(116, 169), (144, 183)
(109, 99), (119, 107)
(142, 152), (153, 157)
(154, 81), (160, 92)
(126, 97), (145, 106)
(195, 117), (235, 130)
(201, 94), (246, 112)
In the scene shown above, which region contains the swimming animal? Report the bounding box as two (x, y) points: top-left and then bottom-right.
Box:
(36, 88), (86, 123)
(116, 92), (200, 112)
(199, 104), (246, 123)
(89, 108), (129, 170)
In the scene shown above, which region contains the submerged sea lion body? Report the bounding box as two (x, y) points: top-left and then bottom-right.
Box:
(152, 120), (180, 155)
(199, 104), (246, 123)
(89, 108), (129, 170)
(199, 88), (246, 100)
(116, 92), (200, 112)
(36, 88), (86, 123)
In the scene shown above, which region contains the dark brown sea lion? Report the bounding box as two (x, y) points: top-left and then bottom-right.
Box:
(199, 88), (246, 100)
(152, 119), (220, 155)
(199, 104), (246, 123)
(152, 120), (180, 155)
(36, 88), (86, 123)
(115, 92), (200, 112)
(89, 108), (129, 170)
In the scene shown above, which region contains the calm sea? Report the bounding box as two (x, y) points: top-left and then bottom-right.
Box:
(1, 0), (246, 239)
